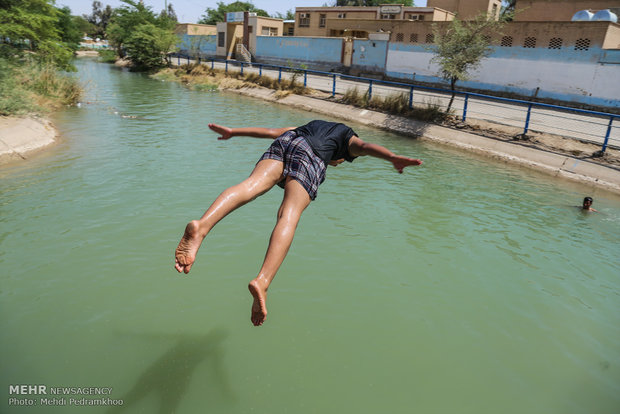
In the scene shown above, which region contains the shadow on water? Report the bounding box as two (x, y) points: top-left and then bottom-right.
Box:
(107, 327), (234, 414)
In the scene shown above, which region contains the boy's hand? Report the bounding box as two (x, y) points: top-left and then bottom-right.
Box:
(391, 156), (422, 173)
(208, 123), (232, 140)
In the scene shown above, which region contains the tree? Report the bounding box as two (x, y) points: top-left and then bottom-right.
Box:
(56, 6), (82, 50)
(430, 13), (508, 112)
(0, 0), (75, 70)
(0, 0), (59, 47)
(198, 1), (269, 25)
(272, 9), (295, 20)
(83, 1), (113, 39)
(72, 15), (95, 37)
(124, 23), (178, 70)
(107, 0), (158, 57)
(500, 0), (516, 20)
(158, 4), (178, 31)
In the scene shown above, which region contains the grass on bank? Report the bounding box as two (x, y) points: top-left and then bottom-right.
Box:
(154, 63), (448, 125)
(340, 87), (449, 124)
(152, 63), (310, 96)
(98, 49), (118, 63)
(0, 57), (82, 116)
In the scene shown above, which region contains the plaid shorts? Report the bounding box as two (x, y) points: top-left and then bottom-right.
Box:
(258, 130), (326, 200)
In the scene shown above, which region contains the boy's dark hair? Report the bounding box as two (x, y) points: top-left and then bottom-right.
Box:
(583, 196), (593, 203)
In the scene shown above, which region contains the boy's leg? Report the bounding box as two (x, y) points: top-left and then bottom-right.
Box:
(248, 176), (311, 326)
(175, 159), (284, 274)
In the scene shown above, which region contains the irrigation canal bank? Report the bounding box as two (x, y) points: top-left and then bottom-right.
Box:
(1, 56), (620, 195)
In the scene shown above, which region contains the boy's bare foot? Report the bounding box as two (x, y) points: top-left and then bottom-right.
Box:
(248, 279), (268, 326)
(174, 220), (204, 274)
(208, 123), (232, 140)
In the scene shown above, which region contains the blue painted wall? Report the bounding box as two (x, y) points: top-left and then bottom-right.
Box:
(177, 34), (217, 56)
(352, 39), (388, 73)
(386, 43), (620, 109)
(255, 36), (343, 69)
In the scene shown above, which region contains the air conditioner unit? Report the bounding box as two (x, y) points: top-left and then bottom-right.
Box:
(300, 13), (309, 18)
(337, 13), (346, 18)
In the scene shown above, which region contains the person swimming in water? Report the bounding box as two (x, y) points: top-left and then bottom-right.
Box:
(174, 120), (422, 326)
(581, 196), (598, 212)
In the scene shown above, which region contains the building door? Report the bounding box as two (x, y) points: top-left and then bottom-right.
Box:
(342, 38), (353, 67)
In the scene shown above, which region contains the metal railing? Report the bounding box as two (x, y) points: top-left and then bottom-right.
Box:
(170, 54), (620, 153)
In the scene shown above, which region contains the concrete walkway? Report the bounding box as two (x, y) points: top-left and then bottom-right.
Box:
(0, 116), (59, 165)
(225, 86), (620, 194)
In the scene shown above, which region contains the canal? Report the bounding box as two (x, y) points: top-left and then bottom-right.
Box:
(1, 57), (619, 413)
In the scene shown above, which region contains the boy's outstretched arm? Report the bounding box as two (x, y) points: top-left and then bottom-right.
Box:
(208, 123), (295, 140)
(348, 136), (422, 173)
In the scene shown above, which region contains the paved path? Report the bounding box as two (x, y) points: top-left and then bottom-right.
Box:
(176, 58), (619, 149)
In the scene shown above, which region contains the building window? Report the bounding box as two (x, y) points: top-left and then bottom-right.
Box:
(418, 15), (425, 20)
(287, 27), (294, 36)
(524, 37), (536, 48)
(425, 33), (434, 43)
(319, 14), (326, 27)
(299, 13), (310, 27)
(410, 33), (418, 43)
(217, 32), (225, 47)
(381, 14), (396, 19)
(500, 36), (512, 47)
(395, 33), (404, 42)
(548, 37), (562, 49)
(337, 13), (346, 19)
(261, 26), (278, 36)
(575, 38), (591, 50)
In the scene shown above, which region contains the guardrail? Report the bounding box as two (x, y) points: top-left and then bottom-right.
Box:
(170, 54), (620, 154)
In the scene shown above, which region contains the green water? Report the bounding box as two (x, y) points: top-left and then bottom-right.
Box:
(1, 58), (619, 414)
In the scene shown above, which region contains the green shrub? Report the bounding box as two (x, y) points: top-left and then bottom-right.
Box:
(98, 50), (117, 63)
(0, 57), (82, 115)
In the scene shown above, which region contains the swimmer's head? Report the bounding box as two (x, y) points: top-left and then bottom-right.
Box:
(582, 197), (593, 209)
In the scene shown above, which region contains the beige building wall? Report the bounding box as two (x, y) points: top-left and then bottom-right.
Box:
(174, 23), (217, 36)
(514, 0), (620, 22)
(249, 16), (284, 55)
(602, 23), (620, 48)
(216, 17), (283, 58)
(294, 6), (455, 37)
(328, 19), (618, 49)
(427, 0), (502, 19)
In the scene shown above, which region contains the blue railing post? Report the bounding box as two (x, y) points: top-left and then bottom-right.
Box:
(463, 93), (469, 122)
(409, 86), (414, 109)
(304, 70), (307, 88)
(187, 56), (189, 65)
(177, 55), (180, 66)
(278, 67), (282, 83)
(332, 74), (336, 97)
(259, 64), (262, 77)
(523, 103), (533, 135)
(225, 60), (228, 73)
(240, 62), (244, 75)
(211, 58), (214, 70)
(198, 56), (201, 64)
(368, 80), (373, 101)
(601, 116), (614, 153)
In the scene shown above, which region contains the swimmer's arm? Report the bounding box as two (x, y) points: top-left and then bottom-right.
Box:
(348, 136), (422, 173)
(208, 123), (295, 140)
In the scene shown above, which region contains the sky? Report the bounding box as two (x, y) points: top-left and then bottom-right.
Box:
(57, 0), (427, 23)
